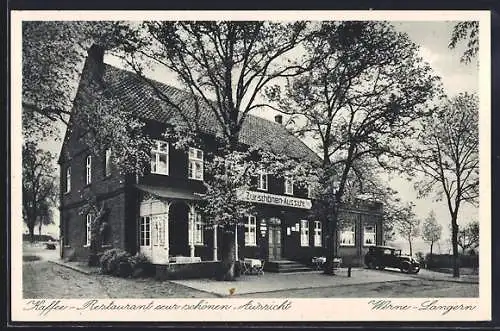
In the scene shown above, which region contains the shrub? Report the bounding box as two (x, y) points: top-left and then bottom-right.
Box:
(99, 249), (152, 278)
(128, 253), (152, 278)
(99, 248), (132, 276)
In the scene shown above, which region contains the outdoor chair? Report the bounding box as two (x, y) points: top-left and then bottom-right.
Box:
(253, 260), (265, 275)
(240, 260), (252, 275)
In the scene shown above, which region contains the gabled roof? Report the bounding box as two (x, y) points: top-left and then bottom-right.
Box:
(102, 64), (321, 164)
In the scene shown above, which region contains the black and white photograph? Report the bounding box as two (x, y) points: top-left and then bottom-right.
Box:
(10, 10), (491, 322)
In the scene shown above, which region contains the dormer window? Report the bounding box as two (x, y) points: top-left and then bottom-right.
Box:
(151, 140), (169, 175)
(257, 172), (268, 191)
(188, 147), (204, 180)
(284, 177), (294, 195)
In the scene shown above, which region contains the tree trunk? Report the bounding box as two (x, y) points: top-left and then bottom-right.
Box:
(324, 215), (337, 275)
(408, 238), (413, 257)
(28, 224), (35, 243)
(217, 228), (237, 281)
(38, 222), (42, 237)
(451, 215), (460, 278)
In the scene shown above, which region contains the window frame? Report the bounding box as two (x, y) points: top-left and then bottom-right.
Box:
(313, 220), (322, 247)
(340, 222), (356, 247)
(188, 147), (204, 180)
(189, 209), (204, 246)
(363, 224), (377, 247)
(84, 214), (92, 247)
(151, 140), (169, 175)
(245, 215), (257, 246)
(300, 219), (309, 247)
(139, 216), (151, 247)
(104, 149), (112, 177)
(284, 177), (294, 195)
(257, 172), (268, 191)
(85, 155), (92, 185)
(65, 166), (71, 193)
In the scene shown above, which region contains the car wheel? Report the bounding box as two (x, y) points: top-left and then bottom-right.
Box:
(400, 263), (410, 273)
(378, 265), (385, 271)
(367, 261), (375, 269)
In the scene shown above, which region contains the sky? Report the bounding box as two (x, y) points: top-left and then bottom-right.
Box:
(33, 20), (480, 255)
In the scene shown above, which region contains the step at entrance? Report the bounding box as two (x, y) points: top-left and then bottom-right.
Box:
(264, 260), (315, 273)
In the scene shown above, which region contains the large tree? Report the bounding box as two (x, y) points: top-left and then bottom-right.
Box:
(110, 21), (315, 280)
(421, 210), (442, 257)
(265, 21), (441, 274)
(403, 92), (479, 277)
(22, 142), (57, 242)
(22, 21), (119, 139)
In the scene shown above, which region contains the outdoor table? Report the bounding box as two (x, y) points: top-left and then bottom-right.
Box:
(243, 258), (264, 275)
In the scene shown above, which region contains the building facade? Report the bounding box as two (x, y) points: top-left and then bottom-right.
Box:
(59, 45), (383, 270)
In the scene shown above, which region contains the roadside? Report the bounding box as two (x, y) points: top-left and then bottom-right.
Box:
(22, 245), (479, 299)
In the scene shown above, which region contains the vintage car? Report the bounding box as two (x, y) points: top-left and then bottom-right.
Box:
(364, 245), (420, 274)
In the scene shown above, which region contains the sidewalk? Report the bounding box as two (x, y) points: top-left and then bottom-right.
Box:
(48, 259), (100, 275)
(170, 268), (415, 297)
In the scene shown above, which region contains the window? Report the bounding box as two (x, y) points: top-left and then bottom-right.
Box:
(257, 172), (268, 191)
(364, 225), (376, 246)
(245, 215), (257, 246)
(140, 216), (151, 246)
(85, 155), (92, 185)
(300, 220), (309, 247)
(104, 149), (112, 177)
(151, 140), (169, 175)
(188, 147), (204, 180)
(285, 177), (294, 195)
(340, 222), (355, 246)
(189, 210), (204, 245)
(85, 214), (92, 247)
(313, 221), (322, 247)
(65, 166), (71, 193)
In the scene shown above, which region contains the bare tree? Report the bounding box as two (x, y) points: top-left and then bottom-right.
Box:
(403, 93), (479, 277)
(422, 210), (442, 257)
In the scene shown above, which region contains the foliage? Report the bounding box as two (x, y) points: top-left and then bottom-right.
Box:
(421, 210), (442, 255)
(113, 21), (313, 149)
(99, 248), (151, 278)
(394, 202), (421, 257)
(22, 21), (120, 139)
(264, 21), (441, 272)
(449, 21), (479, 64)
(22, 142), (58, 242)
(403, 92), (479, 277)
(457, 221), (479, 253)
(73, 78), (153, 177)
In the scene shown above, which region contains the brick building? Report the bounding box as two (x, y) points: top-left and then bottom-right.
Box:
(59, 45), (383, 275)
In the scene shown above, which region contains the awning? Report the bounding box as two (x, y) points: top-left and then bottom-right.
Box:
(135, 184), (202, 201)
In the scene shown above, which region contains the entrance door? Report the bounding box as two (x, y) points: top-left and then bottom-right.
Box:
(140, 215), (168, 264)
(268, 225), (282, 260)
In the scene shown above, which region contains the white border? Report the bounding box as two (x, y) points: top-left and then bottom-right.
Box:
(10, 10), (491, 322)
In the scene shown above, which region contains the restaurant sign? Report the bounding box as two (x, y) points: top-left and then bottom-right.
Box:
(237, 190), (312, 210)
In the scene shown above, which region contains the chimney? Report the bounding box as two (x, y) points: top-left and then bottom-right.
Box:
(86, 44), (105, 84)
(274, 115), (283, 124)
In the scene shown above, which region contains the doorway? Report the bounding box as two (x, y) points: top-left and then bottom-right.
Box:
(268, 224), (282, 260)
